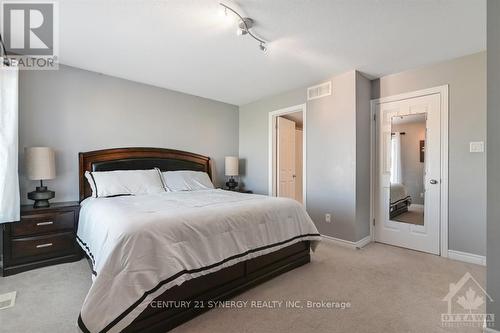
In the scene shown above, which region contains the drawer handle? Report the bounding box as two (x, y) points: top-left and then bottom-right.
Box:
(36, 221), (54, 226)
(36, 243), (53, 248)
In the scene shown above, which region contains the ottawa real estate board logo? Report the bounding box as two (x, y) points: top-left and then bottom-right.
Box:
(442, 272), (494, 328)
(1, 1), (58, 69)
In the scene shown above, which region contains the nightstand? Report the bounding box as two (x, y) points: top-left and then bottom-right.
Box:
(0, 201), (82, 276)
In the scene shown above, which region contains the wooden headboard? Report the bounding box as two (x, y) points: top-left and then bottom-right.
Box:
(79, 147), (211, 201)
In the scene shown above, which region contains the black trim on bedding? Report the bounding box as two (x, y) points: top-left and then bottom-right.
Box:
(155, 167), (169, 192)
(78, 233), (320, 333)
(78, 315), (92, 333)
(76, 235), (97, 276)
(89, 172), (98, 198)
(390, 195), (412, 206)
(103, 194), (133, 198)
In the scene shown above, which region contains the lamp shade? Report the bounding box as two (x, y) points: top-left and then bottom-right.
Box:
(225, 156), (239, 176)
(25, 147), (56, 180)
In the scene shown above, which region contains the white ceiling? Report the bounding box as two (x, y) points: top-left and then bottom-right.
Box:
(58, 0), (486, 105)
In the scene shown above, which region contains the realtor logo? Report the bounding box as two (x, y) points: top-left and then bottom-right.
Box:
(1, 1), (58, 69)
(441, 272), (494, 328)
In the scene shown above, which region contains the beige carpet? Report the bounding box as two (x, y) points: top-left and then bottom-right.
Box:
(393, 204), (425, 225)
(0, 242), (486, 333)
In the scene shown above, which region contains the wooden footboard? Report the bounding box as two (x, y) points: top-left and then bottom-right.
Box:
(122, 241), (311, 333)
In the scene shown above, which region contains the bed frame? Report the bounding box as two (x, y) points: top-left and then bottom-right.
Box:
(78, 147), (311, 333)
(390, 196), (412, 219)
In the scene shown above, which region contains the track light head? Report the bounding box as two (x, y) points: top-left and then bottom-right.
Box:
(237, 18), (253, 36)
(259, 43), (267, 53)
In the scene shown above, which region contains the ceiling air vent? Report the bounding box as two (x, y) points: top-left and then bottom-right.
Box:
(307, 81), (332, 101)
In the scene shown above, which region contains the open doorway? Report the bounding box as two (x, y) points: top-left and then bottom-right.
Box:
(268, 104), (306, 206)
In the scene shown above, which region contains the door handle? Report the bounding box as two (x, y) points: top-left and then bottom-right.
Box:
(292, 174), (296, 178)
(430, 179), (438, 184)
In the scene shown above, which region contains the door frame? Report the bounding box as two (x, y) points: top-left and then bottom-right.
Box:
(268, 103), (307, 208)
(370, 85), (449, 257)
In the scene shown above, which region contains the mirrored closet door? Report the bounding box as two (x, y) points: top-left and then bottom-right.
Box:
(375, 92), (443, 255)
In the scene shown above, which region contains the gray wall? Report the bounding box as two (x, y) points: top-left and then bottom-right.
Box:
(307, 71), (357, 241)
(19, 65), (239, 203)
(487, 0), (500, 327)
(355, 72), (372, 240)
(372, 52), (487, 256)
(392, 121), (426, 205)
(239, 70), (371, 242)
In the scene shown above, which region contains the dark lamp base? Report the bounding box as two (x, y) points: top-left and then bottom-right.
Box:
(28, 186), (55, 209)
(226, 177), (238, 191)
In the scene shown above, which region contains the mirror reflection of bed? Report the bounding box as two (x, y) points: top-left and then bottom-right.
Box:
(389, 114), (426, 226)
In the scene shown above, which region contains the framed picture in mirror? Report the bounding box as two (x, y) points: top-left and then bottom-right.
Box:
(420, 140), (425, 163)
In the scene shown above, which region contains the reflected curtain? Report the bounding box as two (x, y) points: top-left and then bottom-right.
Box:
(390, 132), (402, 184)
(0, 64), (20, 223)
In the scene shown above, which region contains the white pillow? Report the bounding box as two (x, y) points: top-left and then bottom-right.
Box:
(85, 168), (166, 198)
(162, 170), (214, 191)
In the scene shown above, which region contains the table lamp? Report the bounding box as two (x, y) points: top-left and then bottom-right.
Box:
(225, 156), (239, 190)
(25, 147), (56, 208)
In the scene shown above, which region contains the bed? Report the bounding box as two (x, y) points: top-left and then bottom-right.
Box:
(389, 182), (412, 219)
(76, 148), (320, 333)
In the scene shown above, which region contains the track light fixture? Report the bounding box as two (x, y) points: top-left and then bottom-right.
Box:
(219, 3), (267, 53)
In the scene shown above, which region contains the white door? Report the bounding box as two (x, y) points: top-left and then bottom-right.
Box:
(295, 129), (303, 203)
(277, 117), (296, 199)
(375, 93), (441, 254)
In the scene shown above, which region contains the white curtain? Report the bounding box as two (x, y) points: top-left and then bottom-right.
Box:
(390, 132), (402, 184)
(0, 64), (20, 223)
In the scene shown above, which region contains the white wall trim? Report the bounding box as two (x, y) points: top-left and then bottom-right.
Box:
(448, 250), (486, 266)
(370, 104), (376, 242)
(321, 234), (372, 249)
(268, 104), (307, 208)
(356, 235), (372, 248)
(370, 85), (449, 257)
(371, 85), (449, 104)
(440, 85), (450, 257)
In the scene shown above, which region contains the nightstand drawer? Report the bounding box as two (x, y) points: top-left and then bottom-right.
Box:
(11, 233), (75, 260)
(13, 211), (75, 237)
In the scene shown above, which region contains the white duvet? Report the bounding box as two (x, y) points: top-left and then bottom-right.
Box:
(76, 189), (320, 333)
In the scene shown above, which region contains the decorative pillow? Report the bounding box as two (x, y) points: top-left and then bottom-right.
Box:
(162, 171), (214, 191)
(85, 168), (166, 198)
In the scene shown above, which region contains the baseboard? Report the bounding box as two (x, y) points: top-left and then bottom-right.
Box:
(321, 237), (485, 265)
(356, 235), (372, 248)
(321, 235), (372, 249)
(448, 250), (486, 266)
